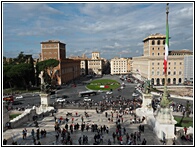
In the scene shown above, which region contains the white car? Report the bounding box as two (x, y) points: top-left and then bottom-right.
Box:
(83, 97), (92, 102)
(106, 91), (113, 95)
(15, 95), (23, 99)
(56, 98), (66, 102)
(97, 90), (104, 93)
(132, 93), (139, 97)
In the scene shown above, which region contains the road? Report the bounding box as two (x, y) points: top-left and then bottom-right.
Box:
(11, 75), (193, 111)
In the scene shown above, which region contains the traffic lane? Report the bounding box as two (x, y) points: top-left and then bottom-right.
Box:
(152, 95), (193, 106)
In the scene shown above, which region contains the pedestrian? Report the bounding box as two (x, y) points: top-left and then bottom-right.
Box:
(37, 141), (41, 145)
(81, 116), (84, 122)
(3, 139), (7, 145)
(78, 137), (82, 145)
(184, 126), (187, 135)
(172, 137), (176, 145)
(55, 133), (59, 144)
(162, 136), (166, 145)
(31, 129), (35, 138)
(108, 139), (111, 145)
(142, 138), (147, 145)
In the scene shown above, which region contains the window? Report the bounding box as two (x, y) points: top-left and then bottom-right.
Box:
(168, 71), (170, 75)
(152, 40), (155, 45)
(174, 62), (176, 65)
(173, 71), (176, 75)
(157, 63), (160, 65)
(152, 71), (154, 75)
(158, 53), (160, 55)
(152, 47), (154, 50)
(179, 71), (182, 75)
(169, 62), (170, 65)
(152, 53), (154, 56)
(163, 40), (165, 45)
(157, 71), (160, 75)
(158, 47), (160, 50)
(174, 67), (176, 69)
(157, 40), (160, 45)
(152, 62), (154, 65)
(180, 62), (182, 65)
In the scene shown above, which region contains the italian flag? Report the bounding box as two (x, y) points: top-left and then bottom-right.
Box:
(164, 17), (169, 74)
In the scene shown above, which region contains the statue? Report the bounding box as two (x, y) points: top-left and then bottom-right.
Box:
(39, 71), (50, 94)
(39, 71), (44, 85)
(143, 80), (151, 94)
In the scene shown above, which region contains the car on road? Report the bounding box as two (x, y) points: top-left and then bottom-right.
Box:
(32, 93), (40, 97)
(132, 93), (139, 97)
(106, 91), (113, 95)
(97, 90), (104, 93)
(50, 95), (56, 99)
(56, 98), (66, 102)
(15, 95), (24, 99)
(62, 95), (69, 98)
(83, 97), (92, 102)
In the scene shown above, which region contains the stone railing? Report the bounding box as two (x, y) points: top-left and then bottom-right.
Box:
(9, 106), (54, 128)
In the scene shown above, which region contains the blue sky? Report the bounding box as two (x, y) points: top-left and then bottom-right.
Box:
(2, 2), (193, 59)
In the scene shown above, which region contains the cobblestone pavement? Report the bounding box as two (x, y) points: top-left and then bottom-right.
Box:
(3, 109), (193, 146)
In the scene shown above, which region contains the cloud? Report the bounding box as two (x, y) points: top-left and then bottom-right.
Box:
(3, 2), (193, 59)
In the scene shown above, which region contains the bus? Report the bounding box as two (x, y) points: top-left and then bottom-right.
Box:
(3, 95), (14, 102)
(78, 90), (97, 97)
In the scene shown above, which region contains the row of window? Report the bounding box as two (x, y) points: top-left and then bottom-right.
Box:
(112, 71), (127, 73)
(44, 52), (57, 54)
(152, 53), (164, 56)
(42, 45), (58, 48)
(151, 40), (165, 45)
(152, 71), (182, 76)
(152, 62), (182, 65)
(152, 47), (165, 50)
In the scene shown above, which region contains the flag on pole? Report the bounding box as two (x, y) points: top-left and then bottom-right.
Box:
(164, 9), (169, 74)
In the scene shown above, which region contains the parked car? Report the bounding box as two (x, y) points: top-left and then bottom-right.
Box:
(15, 95), (23, 99)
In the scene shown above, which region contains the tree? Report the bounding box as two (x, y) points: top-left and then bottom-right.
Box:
(36, 59), (59, 92)
(4, 63), (34, 90)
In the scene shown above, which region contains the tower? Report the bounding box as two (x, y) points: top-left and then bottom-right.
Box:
(40, 40), (66, 61)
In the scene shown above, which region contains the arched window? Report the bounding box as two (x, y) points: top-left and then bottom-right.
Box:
(168, 78), (171, 84)
(163, 40), (165, 45)
(173, 78), (176, 84)
(157, 40), (160, 45)
(152, 40), (155, 45)
(162, 78), (165, 86)
(179, 78), (182, 84)
(156, 78), (160, 85)
(151, 78), (154, 85)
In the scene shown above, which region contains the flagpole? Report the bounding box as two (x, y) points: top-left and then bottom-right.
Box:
(160, 3), (170, 108)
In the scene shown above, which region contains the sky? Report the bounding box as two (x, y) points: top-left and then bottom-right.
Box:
(2, 2), (194, 59)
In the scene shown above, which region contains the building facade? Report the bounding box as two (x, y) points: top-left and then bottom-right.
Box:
(40, 40), (80, 85)
(184, 55), (193, 82)
(68, 54), (89, 76)
(88, 52), (104, 75)
(132, 33), (192, 85)
(110, 57), (132, 75)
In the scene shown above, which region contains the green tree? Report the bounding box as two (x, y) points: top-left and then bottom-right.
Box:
(36, 59), (59, 91)
(6, 63), (34, 90)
